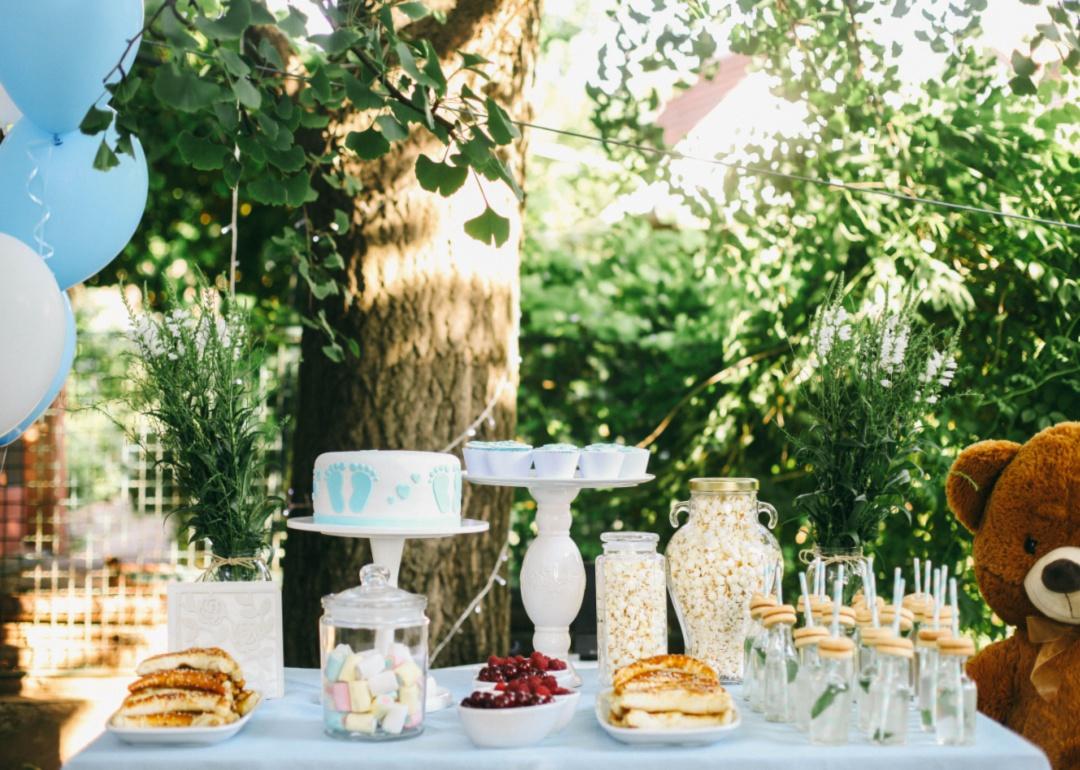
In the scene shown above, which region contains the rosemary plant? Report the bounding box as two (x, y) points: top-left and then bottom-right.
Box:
(124, 286), (279, 571)
(790, 289), (959, 549)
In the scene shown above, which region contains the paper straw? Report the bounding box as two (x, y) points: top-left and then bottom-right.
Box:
(838, 564), (845, 591)
(831, 578), (842, 637)
(940, 563), (949, 599)
(924, 560), (932, 598)
(764, 563), (772, 595)
(892, 573), (904, 636)
(950, 577), (960, 637)
(932, 568), (943, 628)
(775, 565), (783, 604)
(799, 571), (813, 627)
(914, 557), (921, 595)
(814, 561), (823, 599)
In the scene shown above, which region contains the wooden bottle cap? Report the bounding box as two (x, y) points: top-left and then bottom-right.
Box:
(793, 625), (830, 648)
(762, 604), (798, 627)
(818, 636), (856, 659)
(916, 627), (953, 648)
(859, 627), (894, 646)
(750, 594), (778, 617)
(876, 636), (915, 659)
(937, 636), (976, 657)
(878, 606), (915, 633)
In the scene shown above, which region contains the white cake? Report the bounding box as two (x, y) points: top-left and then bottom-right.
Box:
(312, 450), (462, 527)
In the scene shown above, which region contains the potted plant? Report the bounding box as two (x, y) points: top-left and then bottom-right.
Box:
(124, 284), (280, 580)
(790, 286), (958, 599)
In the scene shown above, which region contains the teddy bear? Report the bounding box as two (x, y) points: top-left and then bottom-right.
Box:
(946, 421), (1080, 769)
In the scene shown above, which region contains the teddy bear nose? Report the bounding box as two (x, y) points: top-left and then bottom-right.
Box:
(1041, 558), (1080, 594)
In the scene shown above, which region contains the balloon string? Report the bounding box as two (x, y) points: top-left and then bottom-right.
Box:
(25, 139), (56, 260)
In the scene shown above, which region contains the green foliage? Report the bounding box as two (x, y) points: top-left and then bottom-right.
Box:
(89, 0), (523, 357)
(517, 0), (1079, 642)
(123, 284), (280, 559)
(789, 288), (959, 548)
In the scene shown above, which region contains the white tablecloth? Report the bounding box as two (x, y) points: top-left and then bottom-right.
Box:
(65, 664), (1050, 769)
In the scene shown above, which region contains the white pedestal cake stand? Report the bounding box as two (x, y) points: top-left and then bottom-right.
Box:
(286, 516), (489, 711)
(463, 472), (653, 686)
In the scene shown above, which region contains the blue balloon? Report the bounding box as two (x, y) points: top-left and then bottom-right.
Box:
(0, 291), (76, 447)
(0, 0), (143, 134)
(0, 118), (148, 289)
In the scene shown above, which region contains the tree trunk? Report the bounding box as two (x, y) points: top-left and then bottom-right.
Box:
(282, 0), (540, 668)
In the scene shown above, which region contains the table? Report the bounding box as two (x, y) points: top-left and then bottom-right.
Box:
(65, 664), (1050, 770)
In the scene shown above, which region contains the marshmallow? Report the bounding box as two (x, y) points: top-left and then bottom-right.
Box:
(373, 693), (396, 719)
(348, 680), (372, 712)
(325, 643), (351, 682)
(405, 711), (422, 729)
(399, 683), (421, 715)
(380, 703), (408, 735)
(344, 712), (376, 734)
(389, 642), (414, 667)
(330, 682), (351, 712)
(338, 652), (363, 682)
(324, 709), (346, 731)
(368, 669), (399, 696)
(357, 649), (386, 681)
(394, 659), (422, 687)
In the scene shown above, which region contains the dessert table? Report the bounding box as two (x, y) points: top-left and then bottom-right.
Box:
(65, 663), (1050, 770)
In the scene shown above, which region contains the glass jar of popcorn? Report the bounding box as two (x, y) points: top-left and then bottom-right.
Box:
(667, 477), (779, 682)
(596, 532), (667, 686)
(319, 564), (428, 740)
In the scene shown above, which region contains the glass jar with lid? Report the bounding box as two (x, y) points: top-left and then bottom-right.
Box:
(596, 531), (667, 686)
(667, 477), (780, 681)
(935, 636), (977, 746)
(866, 636), (913, 745)
(761, 604), (799, 723)
(808, 636), (855, 745)
(319, 564), (428, 740)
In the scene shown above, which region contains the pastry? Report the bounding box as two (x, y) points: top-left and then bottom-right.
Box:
(128, 670), (232, 696)
(611, 653), (718, 690)
(117, 690), (234, 719)
(111, 711), (238, 728)
(135, 647), (244, 687)
(608, 654), (735, 730)
(613, 708), (736, 729)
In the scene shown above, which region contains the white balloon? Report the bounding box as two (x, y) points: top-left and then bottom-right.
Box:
(0, 83), (19, 131)
(0, 232), (65, 435)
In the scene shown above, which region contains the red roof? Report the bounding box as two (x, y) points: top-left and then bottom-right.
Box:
(656, 55), (751, 146)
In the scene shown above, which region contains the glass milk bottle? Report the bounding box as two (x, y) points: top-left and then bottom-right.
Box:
(667, 478), (779, 681)
(854, 626), (889, 729)
(761, 605), (799, 723)
(793, 626), (828, 731)
(595, 532), (667, 686)
(904, 595), (933, 693)
(808, 636), (855, 745)
(866, 637), (913, 745)
(916, 626), (951, 731)
(935, 636), (977, 746)
(744, 594), (778, 704)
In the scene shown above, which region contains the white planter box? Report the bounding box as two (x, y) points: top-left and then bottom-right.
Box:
(166, 580), (285, 698)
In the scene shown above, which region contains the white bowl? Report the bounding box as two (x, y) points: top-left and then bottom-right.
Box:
(533, 446), (580, 479)
(487, 447), (533, 477)
(552, 691), (580, 732)
(579, 447), (623, 479)
(617, 446), (650, 477)
(463, 444), (491, 476)
(458, 699), (563, 748)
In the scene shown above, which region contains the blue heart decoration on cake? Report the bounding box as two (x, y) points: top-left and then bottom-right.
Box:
(396, 484), (411, 500)
(410, 473), (421, 484)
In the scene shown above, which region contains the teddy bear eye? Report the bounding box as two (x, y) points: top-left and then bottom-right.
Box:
(1024, 535), (1038, 555)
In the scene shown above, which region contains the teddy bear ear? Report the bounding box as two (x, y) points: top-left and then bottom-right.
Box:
(946, 439), (1021, 533)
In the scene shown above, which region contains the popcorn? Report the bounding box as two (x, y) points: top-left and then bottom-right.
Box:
(667, 492), (768, 680)
(598, 549), (667, 683)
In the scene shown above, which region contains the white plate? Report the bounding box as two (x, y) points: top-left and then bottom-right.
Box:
(464, 473), (653, 490)
(107, 699), (261, 746)
(286, 516), (489, 539)
(594, 690), (741, 746)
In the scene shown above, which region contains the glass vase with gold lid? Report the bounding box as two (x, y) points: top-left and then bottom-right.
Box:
(667, 477), (780, 682)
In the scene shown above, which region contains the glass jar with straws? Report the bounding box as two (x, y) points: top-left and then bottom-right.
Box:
(744, 587), (778, 706)
(793, 572), (829, 732)
(935, 577), (977, 745)
(761, 603), (799, 723)
(917, 565), (954, 731)
(808, 580), (855, 746)
(866, 569), (914, 745)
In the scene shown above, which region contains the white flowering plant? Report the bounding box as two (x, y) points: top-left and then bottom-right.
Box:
(790, 288), (959, 549)
(124, 286), (279, 562)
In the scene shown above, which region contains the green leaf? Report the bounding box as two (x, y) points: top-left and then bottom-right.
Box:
(459, 51), (490, 69)
(115, 131), (134, 158)
(344, 75), (385, 110)
(257, 37), (284, 70)
(249, 0), (275, 24)
(465, 206), (511, 247)
(308, 66), (332, 103)
(810, 683), (842, 720)
(1009, 75), (1038, 95)
(106, 74), (142, 105)
(178, 131), (229, 170)
(153, 64), (225, 112)
(93, 139), (120, 171)
(333, 209), (351, 233)
(786, 658), (799, 683)
(80, 106), (114, 136)
(345, 128), (390, 159)
(219, 48), (251, 78)
(398, 2), (430, 19)
(278, 5), (307, 37)
(1011, 50), (1038, 77)
(310, 28), (360, 55)
(196, 0), (252, 40)
(376, 115), (408, 142)
(485, 98), (520, 145)
(232, 77), (262, 109)
(265, 144), (306, 172)
(223, 156), (242, 188)
(284, 172), (316, 207)
(395, 41), (437, 88)
(322, 344), (344, 363)
(415, 155), (468, 196)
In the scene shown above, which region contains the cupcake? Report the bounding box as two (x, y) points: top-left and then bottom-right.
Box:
(578, 444), (623, 479)
(486, 441), (533, 477)
(532, 444), (580, 479)
(463, 441), (492, 476)
(616, 445), (650, 478)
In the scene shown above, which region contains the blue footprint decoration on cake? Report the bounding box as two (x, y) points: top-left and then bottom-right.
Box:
(429, 466), (457, 514)
(348, 464), (378, 513)
(325, 463), (347, 514)
(452, 469), (462, 514)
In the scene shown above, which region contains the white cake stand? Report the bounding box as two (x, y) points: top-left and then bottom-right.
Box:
(286, 516), (489, 710)
(463, 472), (654, 686)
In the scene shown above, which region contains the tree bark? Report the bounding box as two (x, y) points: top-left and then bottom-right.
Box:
(282, 0), (540, 668)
